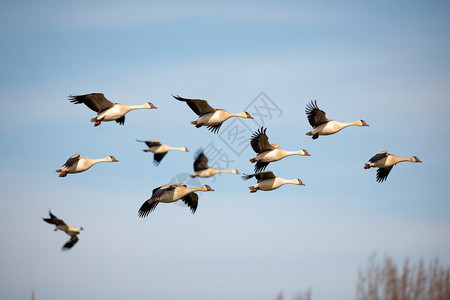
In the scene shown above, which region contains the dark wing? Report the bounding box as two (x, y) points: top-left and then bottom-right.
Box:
(43, 210), (66, 226)
(172, 95), (216, 116)
(193, 149), (209, 171)
(62, 235), (79, 251)
(153, 152), (168, 166)
(207, 123), (223, 134)
(376, 166), (393, 183)
(368, 151), (389, 163)
(242, 171), (275, 181)
(145, 140), (162, 148)
(305, 100), (329, 128)
(68, 93), (114, 113)
(250, 127), (274, 153)
(138, 199), (159, 218)
(254, 161), (270, 173)
(62, 153), (80, 168)
(115, 116), (125, 125)
(181, 192), (199, 214)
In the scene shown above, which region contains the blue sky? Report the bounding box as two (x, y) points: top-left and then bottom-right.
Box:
(1, 1), (449, 299)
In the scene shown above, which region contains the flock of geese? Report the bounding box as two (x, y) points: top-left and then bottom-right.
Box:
(43, 93), (422, 250)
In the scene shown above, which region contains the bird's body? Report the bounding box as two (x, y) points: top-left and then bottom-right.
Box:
(69, 93), (157, 126)
(55, 153), (118, 177)
(138, 183), (214, 217)
(249, 127), (310, 172)
(136, 139), (188, 165)
(305, 100), (369, 139)
(42, 210), (83, 251)
(364, 150), (422, 182)
(242, 171), (305, 193)
(173, 95), (253, 133)
(191, 148), (239, 178)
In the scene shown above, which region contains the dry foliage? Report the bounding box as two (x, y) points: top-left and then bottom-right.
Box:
(357, 254), (450, 300)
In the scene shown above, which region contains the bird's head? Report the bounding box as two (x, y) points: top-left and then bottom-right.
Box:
(146, 102), (158, 109)
(244, 112), (253, 119)
(296, 179), (305, 186)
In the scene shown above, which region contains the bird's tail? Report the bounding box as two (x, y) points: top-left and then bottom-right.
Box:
(55, 169), (62, 173)
(305, 131), (313, 136)
(90, 117), (97, 122)
(191, 121), (197, 125)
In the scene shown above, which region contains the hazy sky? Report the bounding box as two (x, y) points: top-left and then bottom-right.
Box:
(1, 1), (449, 299)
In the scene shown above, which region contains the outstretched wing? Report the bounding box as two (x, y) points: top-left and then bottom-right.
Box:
(68, 93), (114, 113)
(376, 166), (393, 183)
(138, 199), (159, 218)
(305, 100), (329, 128)
(255, 171), (276, 182)
(181, 192), (199, 214)
(242, 171), (275, 181)
(43, 210), (66, 226)
(173, 95), (216, 116)
(62, 235), (79, 251)
(153, 152), (168, 166)
(207, 123), (223, 134)
(368, 150), (389, 163)
(250, 127), (274, 153)
(62, 153), (80, 168)
(193, 149), (209, 171)
(254, 161), (270, 173)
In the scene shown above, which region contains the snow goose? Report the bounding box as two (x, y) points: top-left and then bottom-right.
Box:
(305, 100), (369, 139)
(69, 93), (157, 126)
(136, 139), (188, 166)
(191, 148), (239, 178)
(242, 171), (305, 193)
(250, 127), (310, 172)
(364, 150), (422, 182)
(43, 210), (84, 251)
(138, 183), (214, 217)
(173, 95), (253, 133)
(55, 153), (118, 177)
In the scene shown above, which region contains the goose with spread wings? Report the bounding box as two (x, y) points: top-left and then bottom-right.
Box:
(55, 152), (118, 177)
(69, 93), (157, 126)
(305, 100), (369, 139)
(43, 210), (84, 251)
(138, 183), (215, 217)
(250, 127), (310, 172)
(191, 148), (239, 178)
(172, 95), (253, 133)
(242, 171), (305, 193)
(136, 139), (188, 166)
(364, 150), (422, 182)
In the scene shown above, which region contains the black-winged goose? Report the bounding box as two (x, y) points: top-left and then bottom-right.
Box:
(172, 95), (253, 133)
(136, 139), (188, 166)
(305, 100), (369, 139)
(138, 183), (214, 217)
(364, 150), (422, 182)
(242, 171), (305, 193)
(43, 210), (83, 251)
(250, 127), (310, 172)
(55, 153), (118, 177)
(69, 93), (157, 126)
(191, 148), (239, 178)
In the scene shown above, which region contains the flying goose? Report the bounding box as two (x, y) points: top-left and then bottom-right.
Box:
(191, 148), (239, 178)
(250, 127), (310, 172)
(305, 100), (369, 139)
(138, 183), (214, 217)
(172, 95), (253, 133)
(242, 171), (305, 193)
(136, 139), (189, 166)
(43, 210), (84, 251)
(364, 150), (422, 182)
(69, 93), (157, 126)
(55, 153), (119, 177)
